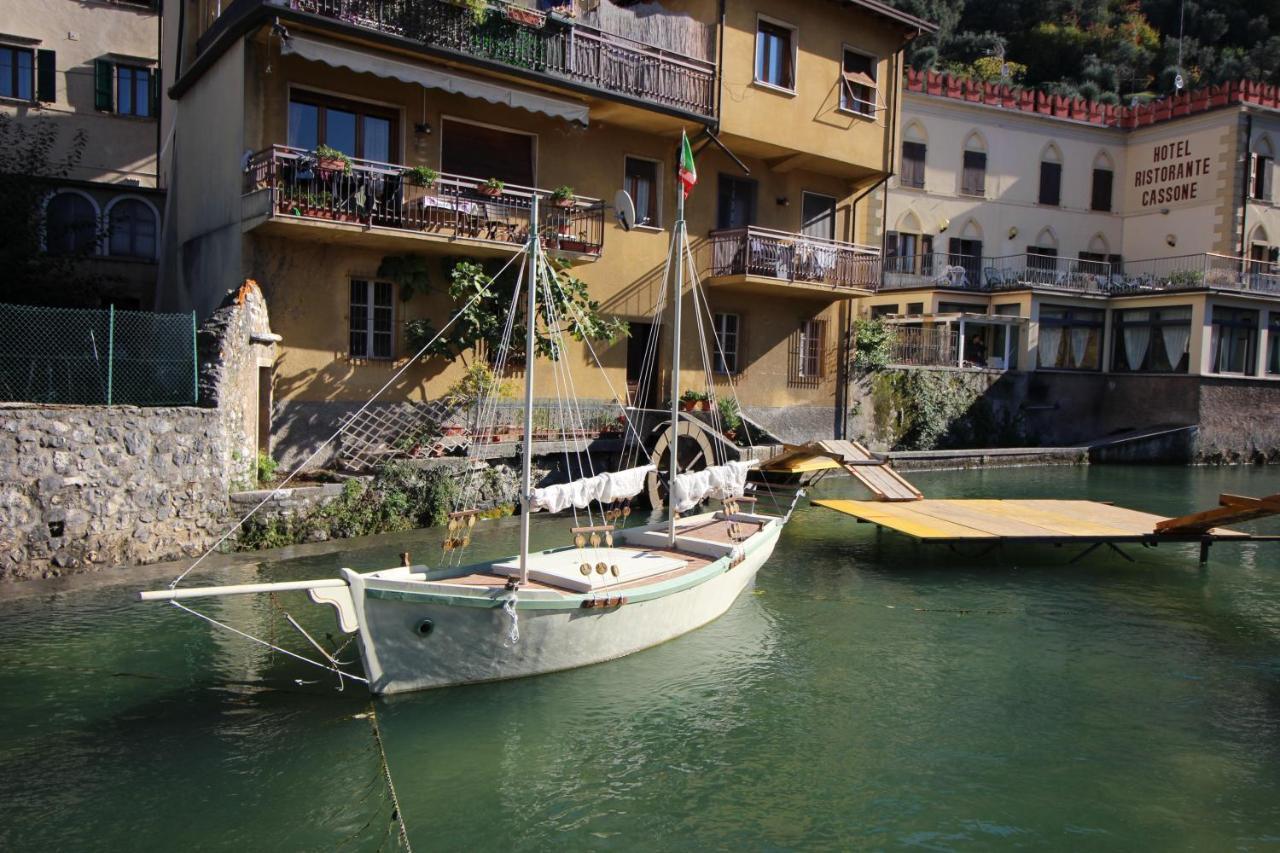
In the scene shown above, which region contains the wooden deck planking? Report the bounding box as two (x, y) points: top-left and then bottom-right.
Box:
(814, 498), (1252, 543)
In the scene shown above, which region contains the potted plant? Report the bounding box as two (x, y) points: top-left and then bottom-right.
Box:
(477, 177), (505, 198)
(404, 165), (438, 188)
(549, 185), (575, 208)
(679, 390), (709, 412)
(314, 144), (352, 178)
(505, 4), (545, 26)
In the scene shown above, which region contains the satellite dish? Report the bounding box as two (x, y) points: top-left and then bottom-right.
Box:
(614, 189), (636, 232)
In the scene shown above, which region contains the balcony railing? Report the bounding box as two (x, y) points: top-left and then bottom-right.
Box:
(244, 145), (604, 254)
(880, 251), (1280, 296)
(271, 0), (716, 118)
(709, 227), (881, 291)
(887, 325), (959, 367)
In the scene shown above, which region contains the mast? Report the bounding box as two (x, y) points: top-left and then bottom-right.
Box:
(668, 177), (685, 546)
(519, 194), (540, 583)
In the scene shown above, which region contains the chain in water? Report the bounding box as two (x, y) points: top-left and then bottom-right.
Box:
(367, 702), (413, 853)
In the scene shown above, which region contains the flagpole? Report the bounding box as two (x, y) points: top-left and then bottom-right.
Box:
(668, 131), (694, 546)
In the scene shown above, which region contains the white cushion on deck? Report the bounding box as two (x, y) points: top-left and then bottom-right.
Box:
(492, 547), (686, 593)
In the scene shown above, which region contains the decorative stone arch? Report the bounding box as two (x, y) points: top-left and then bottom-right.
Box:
(895, 209), (923, 234)
(1033, 227), (1058, 250)
(963, 130), (986, 153)
(103, 194), (162, 260)
(1088, 233), (1111, 256)
(1251, 133), (1275, 157)
(959, 218), (984, 241)
(1250, 223), (1270, 245)
(1092, 150), (1115, 172)
(41, 189), (101, 255)
(1040, 141), (1063, 164)
(903, 120), (928, 144)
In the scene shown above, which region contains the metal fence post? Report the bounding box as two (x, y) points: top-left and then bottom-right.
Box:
(191, 310), (198, 404)
(106, 304), (114, 405)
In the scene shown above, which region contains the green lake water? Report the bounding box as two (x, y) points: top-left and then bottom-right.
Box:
(2, 464), (1280, 851)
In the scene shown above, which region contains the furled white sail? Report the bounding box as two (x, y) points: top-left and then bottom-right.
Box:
(529, 465), (656, 514)
(671, 460), (759, 513)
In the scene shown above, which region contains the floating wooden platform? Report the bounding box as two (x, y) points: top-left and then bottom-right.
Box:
(812, 497), (1271, 562)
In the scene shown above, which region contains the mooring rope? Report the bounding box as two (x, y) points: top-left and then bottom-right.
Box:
(367, 701), (414, 853)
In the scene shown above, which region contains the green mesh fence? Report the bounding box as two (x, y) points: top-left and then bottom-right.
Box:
(0, 303), (197, 406)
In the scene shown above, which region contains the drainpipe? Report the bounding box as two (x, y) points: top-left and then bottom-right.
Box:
(1240, 112), (1253, 264)
(713, 0), (725, 132)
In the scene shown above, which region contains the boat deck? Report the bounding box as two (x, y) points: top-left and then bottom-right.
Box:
(433, 515), (760, 595)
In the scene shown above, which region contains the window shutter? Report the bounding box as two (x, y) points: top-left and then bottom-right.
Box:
(36, 50), (56, 103)
(149, 68), (159, 117)
(94, 59), (114, 111)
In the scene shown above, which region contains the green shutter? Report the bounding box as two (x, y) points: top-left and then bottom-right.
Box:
(94, 59), (113, 111)
(36, 50), (56, 102)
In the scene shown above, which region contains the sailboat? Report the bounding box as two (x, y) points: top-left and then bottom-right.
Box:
(140, 142), (803, 694)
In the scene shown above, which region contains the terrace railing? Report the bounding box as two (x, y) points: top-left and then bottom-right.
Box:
(1115, 253), (1280, 295)
(881, 253), (1112, 293)
(244, 145), (605, 254)
(887, 325), (959, 368)
(709, 227), (881, 291)
(270, 0), (716, 117)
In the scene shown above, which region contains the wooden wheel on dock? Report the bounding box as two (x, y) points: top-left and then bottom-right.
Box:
(645, 419), (716, 510)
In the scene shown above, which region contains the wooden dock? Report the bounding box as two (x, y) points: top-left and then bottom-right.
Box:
(812, 496), (1278, 562)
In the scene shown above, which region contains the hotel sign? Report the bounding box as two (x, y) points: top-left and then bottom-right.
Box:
(1125, 126), (1221, 210)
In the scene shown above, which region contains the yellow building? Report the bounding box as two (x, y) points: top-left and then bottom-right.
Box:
(157, 0), (934, 458)
(2, 0), (164, 308)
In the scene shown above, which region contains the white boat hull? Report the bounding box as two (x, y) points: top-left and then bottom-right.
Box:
(346, 520), (782, 694)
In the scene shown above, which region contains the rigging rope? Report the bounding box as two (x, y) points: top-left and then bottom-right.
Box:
(367, 701), (414, 853)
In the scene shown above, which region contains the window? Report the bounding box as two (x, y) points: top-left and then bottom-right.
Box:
(1111, 306), (1191, 373)
(1026, 246), (1058, 283)
(906, 302), (924, 315)
(95, 60), (156, 117)
(713, 313), (740, 374)
(901, 141), (926, 189)
(947, 237), (982, 286)
(1038, 161), (1062, 206)
(801, 193), (835, 240)
(716, 175), (757, 230)
(755, 19), (794, 90)
(349, 280), (394, 359)
(870, 304), (897, 319)
(1037, 304), (1103, 370)
(885, 231), (933, 274)
(440, 118), (532, 187)
(108, 199), (157, 260)
(45, 192), (98, 256)
(793, 318), (826, 382)
(1251, 149), (1273, 202)
(624, 156), (660, 228)
(1268, 313), (1280, 375)
(290, 93), (399, 164)
(1, 45), (33, 101)
(1211, 306), (1258, 375)
(961, 150), (986, 196)
(840, 50), (876, 116)
(1091, 168), (1114, 211)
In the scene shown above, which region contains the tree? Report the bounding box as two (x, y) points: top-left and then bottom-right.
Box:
(405, 256), (628, 363)
(0, 116), (109, 306)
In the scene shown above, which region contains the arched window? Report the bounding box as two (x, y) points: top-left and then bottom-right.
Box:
(107, 198), (157, 260)
(1038, 143), (1062, 206)
(886, 210), (931, 273)
(45, 192), (99, 256)
(901, 122), (927, 189)
(961, 132), (986, 196)
(1251, 135), (1275, 202)
(1091, 151), (1115, 211)
(1027, 227), (1058, 281)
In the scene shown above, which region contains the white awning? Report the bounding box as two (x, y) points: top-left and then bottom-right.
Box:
(281, 34), (590, 126)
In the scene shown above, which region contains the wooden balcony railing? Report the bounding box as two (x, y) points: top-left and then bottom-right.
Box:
(709, 227), (881, 291)
(270, 0), (716, 118)
(243, 145), (604, 254)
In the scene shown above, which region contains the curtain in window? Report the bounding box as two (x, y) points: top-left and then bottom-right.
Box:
(1123, 311), (1151, 370)
(1038, 326), (1062, 368)
(1161, 324), (1190, 369)
(1070, 327), (1091, 368)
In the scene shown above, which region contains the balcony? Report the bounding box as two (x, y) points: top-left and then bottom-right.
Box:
(242, 145), (604, 257)
(880, 252), (1280, 296)
(264, 0), (716, 119)
(707, 227), (881, 297)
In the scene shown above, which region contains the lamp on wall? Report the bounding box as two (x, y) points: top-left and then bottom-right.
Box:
(414, 121), (432, 136)
(776, 196), (789, 207)
(938, 218), (950, 233)
(1166, 234), (1178, 247)
(1008, 226), (1018, 239)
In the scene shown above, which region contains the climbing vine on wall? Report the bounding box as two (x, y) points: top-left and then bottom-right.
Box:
(870, 369), (1025, 451)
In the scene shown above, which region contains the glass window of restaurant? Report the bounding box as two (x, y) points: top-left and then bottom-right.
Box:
(1111, 306), (1191, 373)
(1268, 312), (1280, 375)
(1037, 304), (1103, 370)
(1210, 306), (1259, 375)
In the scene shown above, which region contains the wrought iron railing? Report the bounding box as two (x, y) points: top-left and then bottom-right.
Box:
(268, 0), (716, 117)
(880, 251), (1280, 296)
(709, 227), (881, 291)
(887, 325), (959, 368)
(243, 145), (605, 254)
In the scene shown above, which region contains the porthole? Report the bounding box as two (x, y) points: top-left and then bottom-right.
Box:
(415, 619), (434, 637)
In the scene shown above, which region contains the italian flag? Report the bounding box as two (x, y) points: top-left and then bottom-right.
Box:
(678, 130), (697, 199)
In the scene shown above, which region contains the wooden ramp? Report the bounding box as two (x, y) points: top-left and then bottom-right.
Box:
(1155, 492), (1280, 534)
(813, 497), (1262, 560)
(762, 440), (922, 502)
